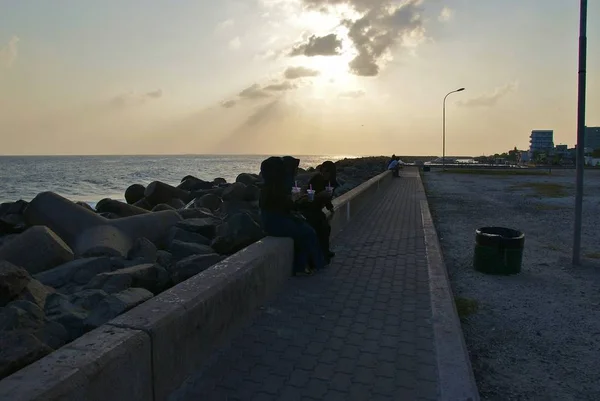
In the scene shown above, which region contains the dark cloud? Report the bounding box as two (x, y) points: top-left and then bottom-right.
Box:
(457, 82), (518, 108)
(289, 33), (343, 57)
(298, 0), (425, 76)
(239, 84), (270, 99)
(264, 81), (295, 91)
(284, 66), (320, 79)
(339, 90), (365, 98)
(221, 99), (237, 108)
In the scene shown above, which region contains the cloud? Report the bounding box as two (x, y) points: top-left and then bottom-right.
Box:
(284, 66), (320, 79)
(221, 100), (237, 108)
(109, 90), (163, 108)
(457, 82), (519, 108)
(229, 37), (241, 50)
(339, 90), (365, 98)
(0, 36), (20, 68)
(438, 6), (454, 22)
(239, 84), (270, 99)
(216, 19), (235, 30)
(264, 81), (295, 91)
(289, 33), (343, 56)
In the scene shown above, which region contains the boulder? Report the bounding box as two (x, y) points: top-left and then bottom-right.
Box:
(86, 264), (168, 294)
(178, 176), (213, 191)
(176, 218), (218, 238)
(133, 198), (153, 210)
(169, 240), (214, 261)
(0, 331), (53, 380)
(170, 253), (225, 284)
(219, 201), (258, 218)
(156, 250), (172, 270)
(194, 194), (222, 212)
(0, 261), (31, 307)
(127, 237), (157, 263)
(167, 227), (210, 246)
(144, 181), (192, 206)
(17, 280), (54, 310)
(222, 182), (247, 202)
(96, 198), (149, 217)
(152, 203), (175, 212)
(1, 300), (68, 350)
(34, 257), (113, 288)
(167, 198), (186, 209)
(85, 272), (132, 294)
(125, 184), (146, 205)
(0, 226), (74, 275)
(85, 288), (153, 329)
(236, 173), (258, 186)
(177, 208), (218, 220)
(44, 293), (90, 341)
(211, 213), (265, 255)
(75, 202), (95, 212)
(213, 177), (227, 186)
(68, 289), (109, 310)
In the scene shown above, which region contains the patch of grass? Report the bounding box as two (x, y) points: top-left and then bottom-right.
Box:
(585, 252), (600, 259)
(442, 169), (549, 176)
(455, 297), (479, 319)
(509, 183), (569, 198)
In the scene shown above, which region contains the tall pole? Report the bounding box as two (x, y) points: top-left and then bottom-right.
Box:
(443, 88), (465, 171)
(573, 0), (587, 266)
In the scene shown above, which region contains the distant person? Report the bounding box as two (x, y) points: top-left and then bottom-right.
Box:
(259, 156), (325, 275)
(389, 154), (397, 166)
(388, 156), (400, 177)
(302, 161), (338, 263)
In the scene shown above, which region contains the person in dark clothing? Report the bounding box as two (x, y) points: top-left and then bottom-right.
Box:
(303, 161), (338, 263)
(259, 156), (325, 275)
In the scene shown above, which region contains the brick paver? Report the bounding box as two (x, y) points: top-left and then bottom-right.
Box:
(169, 172), (438, 401)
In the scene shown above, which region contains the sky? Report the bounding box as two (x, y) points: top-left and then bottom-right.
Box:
(0, 0), (599, 156)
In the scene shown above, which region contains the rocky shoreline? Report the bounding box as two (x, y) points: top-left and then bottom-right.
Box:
(0, 156), (388, 380)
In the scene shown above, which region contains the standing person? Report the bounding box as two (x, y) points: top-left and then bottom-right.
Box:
(259, 156), (325, 275)
(303, 161), (338, 263)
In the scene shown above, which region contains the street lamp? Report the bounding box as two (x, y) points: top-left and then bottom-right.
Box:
(443, 87), (465, 171)
(573, 0), (587, 266)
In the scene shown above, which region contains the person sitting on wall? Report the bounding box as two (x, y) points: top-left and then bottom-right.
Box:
(302, 161), (338, 263)
(259, 156), (325, 275)
(388, 156), (400, 177)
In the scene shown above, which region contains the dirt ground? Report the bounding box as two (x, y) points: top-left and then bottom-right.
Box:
(423, 169), (600, 401)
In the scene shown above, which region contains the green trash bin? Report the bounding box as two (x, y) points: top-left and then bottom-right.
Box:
(473, 227), (524, 275)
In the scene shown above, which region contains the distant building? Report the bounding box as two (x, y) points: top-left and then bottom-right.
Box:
(529, 130), (554, 158)
(585, 126), (600, 150)
(518, 151), (529, 163)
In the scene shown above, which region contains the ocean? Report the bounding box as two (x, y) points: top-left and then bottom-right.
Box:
(0, 155), (354, 205)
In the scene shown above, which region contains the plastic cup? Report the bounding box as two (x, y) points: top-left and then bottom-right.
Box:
(291, 186), (301, 200)
(325, 185), (333, 195)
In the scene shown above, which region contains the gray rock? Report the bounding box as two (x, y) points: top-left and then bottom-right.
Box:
(167, 227), (210, 246)
(68, 289), (109, 310)
(0, 300), (68, 350)
(125, 184), (146, 205)
(85, 288), (152, 329)
(236, 173), (258, 186)
(167, 198), (186, 209)
(75, 201), (95, 212)
(0, 226), (74, 275)
(127, 237), (157, 263)
(195, 193), (222, 211)
(177, 208), (218, 220)
(34, 257), (113, 288)
(219, 201), (258, 218)
(176, 218), (218, 238)
(85, 264), (168, 294)
(44, 293), (89, 341)
(156, 250), (173, 270)
(0, 331), (53, 380)
(211, 213), (265, 255)
(152, 203), (175, 212)
(85, 273), (132, 294)
(222, 182), (247, 201)
(213, 177), (227, 185)
(17, 280), (54, 310)
(0, 261), (31, 307)
(170, 253), (226, 284)
(169, 240), (214, 261)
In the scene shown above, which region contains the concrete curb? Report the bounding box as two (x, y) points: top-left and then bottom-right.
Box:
(0, 170), (392, 401)
(416, 172), (481, 401)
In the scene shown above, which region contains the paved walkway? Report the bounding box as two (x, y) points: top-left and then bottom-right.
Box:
(170, 170), (439, 401)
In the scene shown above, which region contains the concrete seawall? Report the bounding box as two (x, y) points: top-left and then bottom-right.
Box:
(0, 170), (392, 401)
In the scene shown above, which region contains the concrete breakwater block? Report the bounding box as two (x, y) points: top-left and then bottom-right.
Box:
(95, 198), (149, 218)
(0, 226), (74, 275)
(24, 192), (182, 258)
(144, 181), (192, 206)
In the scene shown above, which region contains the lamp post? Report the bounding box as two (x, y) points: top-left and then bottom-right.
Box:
(443, 88), (465, 171)
(573, 0), (587, 266)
